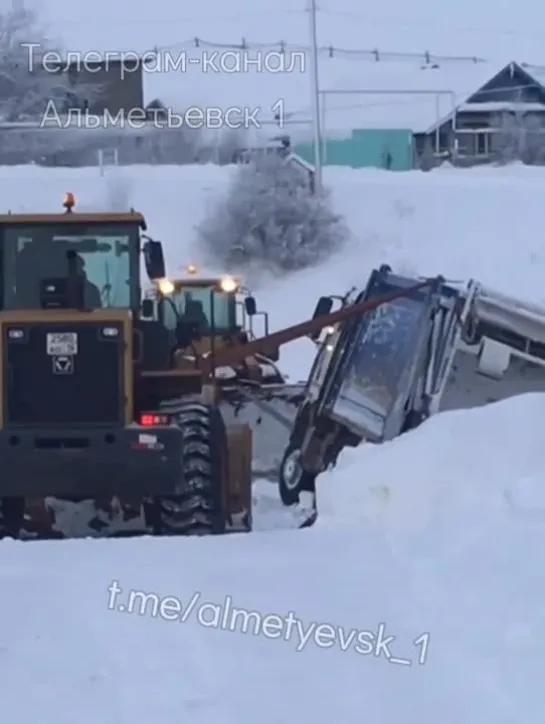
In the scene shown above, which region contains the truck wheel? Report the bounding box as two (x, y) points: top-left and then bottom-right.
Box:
(150, 403), (227, 535)
(278, 441), (316, 506)
(0, 497), (24, 539)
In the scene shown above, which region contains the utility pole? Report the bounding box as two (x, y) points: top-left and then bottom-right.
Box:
(308, 0), (323, 192)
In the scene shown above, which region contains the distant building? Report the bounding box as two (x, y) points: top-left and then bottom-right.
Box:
(414, 61), (545, 165)
(234, 136), (291, 163)
(0, 53), (145, 120)
(4, 47), (544, 170)
(57, 55), (145, 117)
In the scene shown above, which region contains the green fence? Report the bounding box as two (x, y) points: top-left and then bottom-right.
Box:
(295, 128), (414, 170)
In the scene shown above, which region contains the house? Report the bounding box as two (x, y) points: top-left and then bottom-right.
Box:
(414, 62), (545, 162)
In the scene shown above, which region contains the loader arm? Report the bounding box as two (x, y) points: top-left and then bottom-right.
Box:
(203, 280), (434, 375)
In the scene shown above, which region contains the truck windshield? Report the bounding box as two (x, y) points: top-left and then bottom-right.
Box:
(1, 224), (136, 309)
(163, 287), (236, 332)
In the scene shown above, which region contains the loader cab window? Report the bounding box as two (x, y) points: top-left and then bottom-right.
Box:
(162, 287), (236, 333)
(1, 224), (139, 309)
(350, 294), (429, 412)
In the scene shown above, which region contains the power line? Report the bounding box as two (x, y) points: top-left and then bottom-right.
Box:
(17, 2), (545, 65)
(147, 37), (488, 66)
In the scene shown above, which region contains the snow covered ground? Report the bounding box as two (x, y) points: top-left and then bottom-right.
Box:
(4, 394), (545, 724)
(1, 162), (544, 722)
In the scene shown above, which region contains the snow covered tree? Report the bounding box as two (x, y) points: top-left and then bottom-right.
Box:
(197, 153), (347, 274)
(0, 8), (94, 123)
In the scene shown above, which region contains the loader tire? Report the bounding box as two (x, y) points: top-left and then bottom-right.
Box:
(0, 497), (24, 539)
(149, 402), (228, 535)
(278, 441), (316, 507)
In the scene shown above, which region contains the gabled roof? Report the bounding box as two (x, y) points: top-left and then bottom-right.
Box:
(462, 61), (545, 110)
(519, 63), (545, 90)
(424, 61), (545, 134)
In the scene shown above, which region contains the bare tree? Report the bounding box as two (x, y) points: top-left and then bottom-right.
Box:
(0, 8), (97, 123)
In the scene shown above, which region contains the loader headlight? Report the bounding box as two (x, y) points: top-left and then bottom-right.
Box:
(156, 277), (175, 296)
(219, 276), (238, 292)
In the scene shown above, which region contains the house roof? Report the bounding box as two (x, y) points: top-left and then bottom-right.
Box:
(520, 63), (545, 88)
(421, 61), (545, 134)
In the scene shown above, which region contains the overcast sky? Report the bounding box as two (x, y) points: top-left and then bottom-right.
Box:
(36, 0), (545, 66)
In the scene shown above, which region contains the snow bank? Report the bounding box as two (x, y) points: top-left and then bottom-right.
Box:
(318, 392), (545, 537)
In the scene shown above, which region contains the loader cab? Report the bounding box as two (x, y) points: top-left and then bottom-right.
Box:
(0, 200), (174, 373)
(153, 269), (271, 355)
(155, 275), (241, 353)
(0, 203), (152, 311)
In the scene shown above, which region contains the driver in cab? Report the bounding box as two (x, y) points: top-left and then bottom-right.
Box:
(73, 253), (102, 308)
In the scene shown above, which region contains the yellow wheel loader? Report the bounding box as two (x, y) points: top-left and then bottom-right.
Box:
(144, 265), (305, 479)
(0, 194), (252, 539)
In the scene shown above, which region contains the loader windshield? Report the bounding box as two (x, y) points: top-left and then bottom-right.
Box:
(163, 286), (236, 333)
(1, 223), (139, 309)
(332, 292), (430, 440)
(354, 297), (426, 403)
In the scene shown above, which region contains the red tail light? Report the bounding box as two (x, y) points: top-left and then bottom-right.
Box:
(139, 413), (171, 426)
